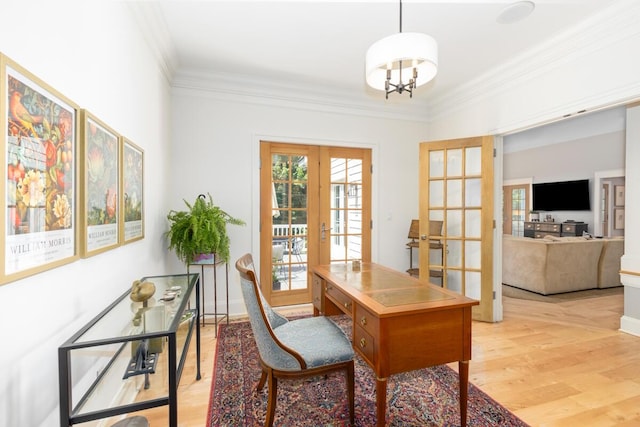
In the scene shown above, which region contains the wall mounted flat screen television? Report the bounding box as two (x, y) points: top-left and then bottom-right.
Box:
(532, 179), (591, 211)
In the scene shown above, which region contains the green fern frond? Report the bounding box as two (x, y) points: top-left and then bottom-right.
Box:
(165, 193), (245, 264)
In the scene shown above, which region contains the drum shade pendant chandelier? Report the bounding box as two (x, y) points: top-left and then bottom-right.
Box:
(365, 0), (438, 99)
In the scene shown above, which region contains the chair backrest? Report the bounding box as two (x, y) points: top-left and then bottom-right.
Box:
(235, 253), (305, 370)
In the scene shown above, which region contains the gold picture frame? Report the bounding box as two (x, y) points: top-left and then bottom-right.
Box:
(120, 137), (144, 244)
(80, 110), (120, 257)
(0, 54), (79, 284)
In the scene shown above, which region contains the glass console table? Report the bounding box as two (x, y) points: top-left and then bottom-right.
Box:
(58, 273), (201, 427)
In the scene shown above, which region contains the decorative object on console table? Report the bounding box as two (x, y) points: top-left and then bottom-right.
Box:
(529, 210), (540, 221)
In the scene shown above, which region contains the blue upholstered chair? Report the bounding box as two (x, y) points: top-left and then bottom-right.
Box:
(235, 253), (355, 426)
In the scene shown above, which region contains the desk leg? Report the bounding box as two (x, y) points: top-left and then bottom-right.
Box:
(376, 376), (387, 427)
(459, 360), (469, 427)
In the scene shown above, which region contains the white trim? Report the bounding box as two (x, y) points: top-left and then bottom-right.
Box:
(620, 315), (640, 337)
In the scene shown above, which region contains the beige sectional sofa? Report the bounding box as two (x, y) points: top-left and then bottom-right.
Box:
(502, 235), (623, 295)
(598, 238), (625, 288)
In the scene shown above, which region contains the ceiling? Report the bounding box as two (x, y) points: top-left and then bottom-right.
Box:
(134, 0), (619, 106)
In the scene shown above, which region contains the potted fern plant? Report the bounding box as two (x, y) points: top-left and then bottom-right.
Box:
(166, 193), (245, 265)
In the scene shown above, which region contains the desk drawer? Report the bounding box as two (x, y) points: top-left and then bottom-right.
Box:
(311, 274), (322, 312)
(325, 283), (353, 316)
(354, 325), (375, 365)
(355, 304), (378, 337)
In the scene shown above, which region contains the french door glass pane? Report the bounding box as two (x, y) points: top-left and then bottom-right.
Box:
(330, 158), (363, 262)
(446, 240), (462, 268)
(465, 241), (481, 269)
(446, 210), (462, 237)
(429, 180), (444, 207)
(447, 149), (463, 176)
(448, 270), (462, 293)
(430, 151), (444, 177)
(465, 210), (481, 238)
(465, 147), (482, 175)
(465, 271), (481, 299)
(271, 154), (308, 292)
(465, 178), (482, 207)
(447, 179), (463, 207)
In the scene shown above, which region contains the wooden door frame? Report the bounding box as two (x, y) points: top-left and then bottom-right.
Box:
(318, 146), (372, 266)
(260, 142), (319, 306)
(419, 136), (495, 322)
(259, 141), (373, 307)
(502, 183), (530, 236)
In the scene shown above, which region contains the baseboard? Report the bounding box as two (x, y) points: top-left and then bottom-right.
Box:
(619, 315), (640, 337)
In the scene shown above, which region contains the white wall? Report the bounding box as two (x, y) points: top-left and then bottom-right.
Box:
(169, 87), (427, 315)
(0, 2), (172, 426)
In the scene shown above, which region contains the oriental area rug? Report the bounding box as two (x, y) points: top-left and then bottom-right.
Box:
(208, 316), (529, 427)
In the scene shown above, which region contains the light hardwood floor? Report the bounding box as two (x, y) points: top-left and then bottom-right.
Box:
(135, 289), (640, 427)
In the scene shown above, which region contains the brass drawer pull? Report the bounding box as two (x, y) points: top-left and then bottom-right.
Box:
(344, 302), (351, 310)
(359, 337), (367, 348)
(360, 316), (367, 326)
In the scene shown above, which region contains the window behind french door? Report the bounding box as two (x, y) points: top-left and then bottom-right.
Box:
(260, 142), (371, 307)
(503, 184), (529, 236)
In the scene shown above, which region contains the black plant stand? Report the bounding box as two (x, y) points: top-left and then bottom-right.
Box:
(188, 254), (229, 337)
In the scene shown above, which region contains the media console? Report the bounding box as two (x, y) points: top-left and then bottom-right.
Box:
(524, 221), (588, 239)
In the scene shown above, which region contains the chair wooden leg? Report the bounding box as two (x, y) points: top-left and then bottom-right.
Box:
(346, 361), (355, 426)
(265, 372), (278, 427)
(257, 369), (267, 392)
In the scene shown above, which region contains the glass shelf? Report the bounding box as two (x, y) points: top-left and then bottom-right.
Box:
(58, 273), (201, 427)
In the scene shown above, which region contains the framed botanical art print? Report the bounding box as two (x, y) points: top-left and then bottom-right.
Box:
(80, 110), (120, 257)
(120, 137), (144, 244)
(1, 54), (79, 283)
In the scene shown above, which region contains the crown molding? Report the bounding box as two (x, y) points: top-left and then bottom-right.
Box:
(427, 0), (640, 125)
(172, 69), (433, 123)
(126, 1), (178, 84)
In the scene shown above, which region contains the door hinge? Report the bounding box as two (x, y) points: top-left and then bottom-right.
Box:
(493, 148), (496, 158)
(370, 219), (373, 229)
(493, 291), (496, 300)
(370, 164), (373, 174)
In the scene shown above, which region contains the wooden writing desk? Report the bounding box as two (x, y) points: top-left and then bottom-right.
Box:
(311, 262), (479, 427)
